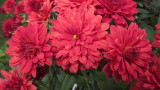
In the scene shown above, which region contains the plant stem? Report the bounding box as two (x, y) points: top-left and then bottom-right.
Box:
(81, 71), (91, 90)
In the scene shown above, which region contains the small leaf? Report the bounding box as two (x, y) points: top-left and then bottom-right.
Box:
(0, 50), (5, 57)
(137, 2), (143, 7)
(137, 8), (149, 14)
(158, 14), (160, 23)
(139, 21), (155, 42)
(61, 75), (76, 90)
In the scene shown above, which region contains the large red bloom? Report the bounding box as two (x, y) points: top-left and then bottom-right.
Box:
(2, 0), (16, 14)
(53, 0), (98, 14)
(152, 23), (160, 48)
(95, 0), (138, 27)
(6, 22), (53, 77)
(28, 0), (53, 22)
(103, 23), (152, 83)
(0, 69), (37, 90)
(130, 56), (160, 90)
(49, 7), (109, 73)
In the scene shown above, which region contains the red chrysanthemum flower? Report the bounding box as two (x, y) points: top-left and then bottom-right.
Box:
(15, 1), (24, 14)
(2, 19), (16, 38)
(53, 0), (98, 14)
(0, 69), (37, 90)
(0, 8), (5, 13)
(95, 0), (138, 27)
(103, 23), (152, 83)
(152, 23), (160, 48)
(10, 15), (24, 27)
(6, 22), (53, 77)
(130, 56), (160, 90)
(49, 7), (109, 73)
(23, 0), (41, 15)
(2, 0), (16, 14)
(2, 15), (24, 38)
(28, 0), (53, 22)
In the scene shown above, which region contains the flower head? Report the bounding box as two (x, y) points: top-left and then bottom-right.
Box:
(53, 0), (98, 14)
(130, 56), (160, 90)
(2, 15), (24, 38)
(95, 0), (138, 27)
(10, 15), (24, 27)
(6, 22), (53, 77)
(0, 8), (5, 13)
(28, 0), (53, 22)
(152, 23), (160, 48)
(2, 0), (16, 14)
(49, 7), (109, 73)
(15, 1), (24, 14)
(23, 0), (41, 15)
(2, 19), (15, 38)
(103, 23), (152, 83)
(0, 69), (37, 90)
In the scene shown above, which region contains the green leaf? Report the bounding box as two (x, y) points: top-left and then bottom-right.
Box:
(138, 14), (149, 19)
(89, 70), (129, 90)
(158, 14), (160, 23)
(75, 76), (86, 89)
(0, 50), (5, 57)
(89, 70), (114, 90)
(139, 21), (155, 42)
(54, 81), (63, 90)
(61, 75), (76, 90)
(56, 68), (66, 83)
(150, 0), (160, 11)
(35, 81), (48, 90)
(151, 17), (158, 27)
(42, 73), (50, 85)
(137, 8), (149, 14)
(137, 2), (143, 7)
(142, 1), (151, 9)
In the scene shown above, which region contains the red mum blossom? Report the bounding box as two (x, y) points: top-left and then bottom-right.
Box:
(49, 7), (109, 73)
(95, 0), (138, 27)
(15, 1), (24, 14)
(53, 0), (98, 14)
(6, 22), (53, 77)
(2, 15), (24, 38)
(0, 69), (37, 90)
(2, 19), (16, 38)
(10, 15), (24, 27)
(103, 23), (152, 83)
(28, 0), (53, 22)
(2, 0), (16, 14)
(130, 56), (160, 90)
(152, 23), (160, 48)
(0, 8), (5, 13)
(23, 0), (41, 15)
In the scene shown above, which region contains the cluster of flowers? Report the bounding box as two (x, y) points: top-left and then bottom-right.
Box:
(0, 0), (159, 89)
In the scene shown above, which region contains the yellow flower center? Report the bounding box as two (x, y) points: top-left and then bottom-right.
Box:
(73, 35), (77, 40)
